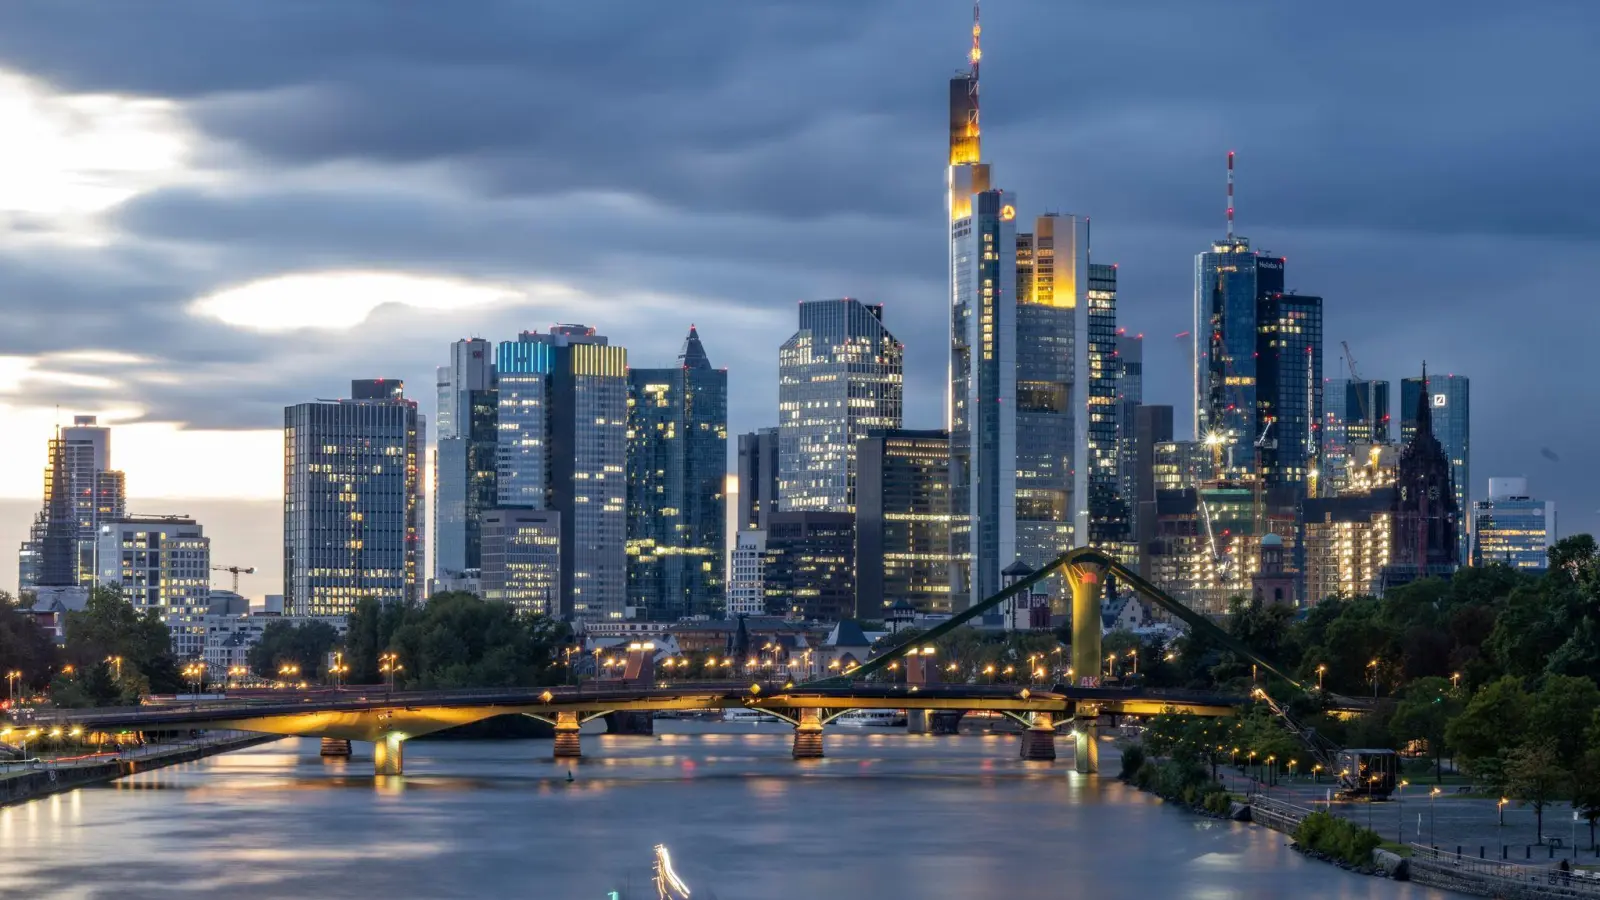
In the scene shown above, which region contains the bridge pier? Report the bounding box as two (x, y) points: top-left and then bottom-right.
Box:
(905, 709), (929, 735)
(373, 732), (405, 775)
(792, 708), (824, 759)
(553, 710), (582, 759)
(320, 738), (352, 758)
(1020, 712), (1057, 761)
(1074, 716), (1100, 774)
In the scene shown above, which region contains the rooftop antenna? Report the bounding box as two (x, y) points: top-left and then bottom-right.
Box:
(969, 1), (982, 121)
(1226, 150), (1236, 241)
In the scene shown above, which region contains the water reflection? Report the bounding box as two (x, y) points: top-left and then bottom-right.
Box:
(0, 725), (1467, 900)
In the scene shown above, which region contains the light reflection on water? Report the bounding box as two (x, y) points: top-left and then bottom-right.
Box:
(0, 724), (1468, 900)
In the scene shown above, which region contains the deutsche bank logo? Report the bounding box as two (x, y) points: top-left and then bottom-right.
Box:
(1432, 393), (1448, 407)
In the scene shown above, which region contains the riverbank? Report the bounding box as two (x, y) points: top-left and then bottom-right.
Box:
(0, 731), (276, 807)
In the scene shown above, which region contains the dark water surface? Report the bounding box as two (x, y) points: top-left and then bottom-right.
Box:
(0, 724), (1468, 899)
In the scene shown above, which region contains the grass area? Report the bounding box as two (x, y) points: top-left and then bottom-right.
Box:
(1378, 842), (1415, 858)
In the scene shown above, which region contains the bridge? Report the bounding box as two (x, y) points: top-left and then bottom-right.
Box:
(26, 547), (1301, 775)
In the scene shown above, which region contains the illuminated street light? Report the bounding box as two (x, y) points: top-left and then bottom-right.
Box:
(379, 652), (403, 692)
(1316, 664), (1326, 691)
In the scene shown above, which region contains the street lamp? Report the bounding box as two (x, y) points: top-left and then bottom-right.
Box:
(4, 670), (19, 707)
(1498, 796), (1508, 827)
(983, 664), (995, 684)
(1368, 659), (1380, 698)
(379, 652), (402, 692)
(105, 656), (123, 681)
(1107, 653), (1117, 680)
(1450, 671), (1462, 690)
(1430, 787), (1441, 847)
(329, 652), (349, 689)
(1316, 664), (1326, 691)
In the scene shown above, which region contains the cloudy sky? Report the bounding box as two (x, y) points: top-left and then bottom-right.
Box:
(0, 1), (1595, 595)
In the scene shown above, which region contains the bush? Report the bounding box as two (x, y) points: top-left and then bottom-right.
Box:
(1203, 790), (1234, 815)
(1120, 744), (1146, 780)
(1295, 811), (1382, 867)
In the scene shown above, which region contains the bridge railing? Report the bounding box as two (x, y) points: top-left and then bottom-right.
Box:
(1408, 845), (1600, 896)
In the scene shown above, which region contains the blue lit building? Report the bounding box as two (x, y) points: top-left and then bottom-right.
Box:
(1255, 291), (1323, 493)
(1471, 477), (1555, 571)
(626, 327), (728, 621)
(1193, 237), (1285, 449)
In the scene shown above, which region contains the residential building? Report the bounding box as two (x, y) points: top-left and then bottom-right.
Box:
(762, 511), (855, 621)
(736, 428), (780, 532)
(777, 299), (903, 513)
(728, 530), (767, 619)
(497, 325), (628, 621)
(480, 508), (562, 615)
(626, 326), (728, 621)
(283, 380), (424, 617)
(1471, 477), (1555, 571)
(855, 429), (952, 617)
(95, 516), (211, 658)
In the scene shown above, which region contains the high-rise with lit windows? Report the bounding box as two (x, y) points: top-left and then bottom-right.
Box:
(627, 326), (728, 621)
(1255, 290), (1323, 494)
(496, 325), (628, 621)
(855, 429), (952, 616)
(777, 299), (903, 513)
(284, 380), (424, 616)
(1471, 477), (1554, 571)
(19, 415), (127, 591)
(1085, 261), (1131, 558)
(480, 508), (562, 614)
(95, 516), (211, 657)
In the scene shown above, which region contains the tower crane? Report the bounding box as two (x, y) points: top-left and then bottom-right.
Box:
(1340, 340), (1369, 426)
(212, 565), (256, 594)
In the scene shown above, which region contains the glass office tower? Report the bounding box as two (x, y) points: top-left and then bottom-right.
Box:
(1400, 373), (1470, 530)
(1471, 477), (1554, 571)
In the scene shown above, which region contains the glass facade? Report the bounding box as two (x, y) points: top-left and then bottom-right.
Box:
(1321, 378), (1391, 495)
(95, 517), (211, 657)
(626, 327), (728, 621)
(1086, 262), (1131, 558)
(284, 382), (424, 616)
(855, 429), (952, 616)
(435, 388), (499, 582)
(1471, 478), (1554, 571)
(19, 416), (126, 590)
(480, 508), (561, 615)
(1195, 239), (1284, 447)
(950, 189), (1017, 609)
(777, 299), (903, 513)
(762, 511), (856, 621)
(736, 427), (780, 532)
(1255, 292), (1323, 494)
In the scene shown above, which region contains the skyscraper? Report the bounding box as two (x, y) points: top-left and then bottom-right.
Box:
(736, 427), (780, 532)
(626, 326), (728, 621)
(728, 530), (767, 619)
(855, 429), (952, 616)
(434, 388), (498, 588)
(1471, 478), (1555, 571)
(480, 508), (562, 614)
(496, 325), (628, 621)
(1085, 261), (1131, 557)
(434, 338), (496, 587)
(777, 299), (903, 513)
(762, 511), (856, 621)
(1012, 215), (1078, 600)
(1255, 290), (1323, 494)
(18, 415), (127, 591)
(284, 380), (425, 616)
(1400, 372), (1470, 532)
(1322, 377), (1391, 494)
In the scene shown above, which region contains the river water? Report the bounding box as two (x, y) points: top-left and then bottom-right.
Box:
(0, 723), (1467, 900)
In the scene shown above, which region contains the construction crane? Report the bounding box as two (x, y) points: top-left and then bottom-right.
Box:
(1340, 340), (1369, 426)
(212, 565), (256, 593)
(1254, 687), (1397, 798)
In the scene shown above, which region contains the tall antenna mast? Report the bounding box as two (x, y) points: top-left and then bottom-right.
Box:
(1226, 150), (1236, 241)
(969, 1), (982, 122)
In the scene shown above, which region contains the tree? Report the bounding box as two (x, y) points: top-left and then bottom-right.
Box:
(1528, 675), (1600, 768)
(1445, 676), (1530, 777)
(384, 592), (572, 689)
(61, 586), (181, 695)
(1390, 676), (1460, 783)
(0, 591), (62, 695)
(1571, 747), (1600, 851)
(1505, 741), (1568, 844)
(248, 619), (341, 680)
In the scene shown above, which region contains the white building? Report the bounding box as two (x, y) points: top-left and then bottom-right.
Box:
(727, 530), (767, 618)
(95, 516), (211, 658)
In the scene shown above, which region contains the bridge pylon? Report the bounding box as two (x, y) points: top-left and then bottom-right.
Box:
(373, 732), (405, 775)
(553, 710), (582, 758)
(1067, 559), (1108, 774)
(1020, 711), (1057, 761)
(792, 708), (825, 759)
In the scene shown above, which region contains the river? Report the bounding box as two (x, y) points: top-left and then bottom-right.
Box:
(0, 722), (1468, 899)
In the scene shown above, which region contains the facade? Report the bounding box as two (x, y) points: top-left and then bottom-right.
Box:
(480, 508), (562, 615)
(19, 416), (127, 591)
(435, 338), (494, 442)
(1129, 405), (1174, 576)
(1012, 215), (1079, 605)
(1322, 378), (1391, 495)
(1085, 261), (1130, 558)
(95, 516), (211, 658)
(626, 326), (728, 621)
(728, 530), (767, 619)
(854, 429), (952, 617)
(1116, 333), (1145, 523)
(1470, 477), (1555, 571)
(1255, 291), (1323, 495)
(777, 299), (903, 513)
(434, 388), (499, 587)
(497, 325), (628, 621)
(762, 511), (856, 621)
(1400, 373), (1470, 545)
(736, 427), (780, 532)
(1194, 236), (1286, 451)
(1384, 373), (1461, 588)
(283, 380), (424, 617)
(1303, 491), (1395, 603)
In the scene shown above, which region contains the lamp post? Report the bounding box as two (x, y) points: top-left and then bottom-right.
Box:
(1450, 671), (1462, 690)
(1266, 755), (1277, 788)
(1368, 659), (1380, 698)
(379, 652), (402, 692)
(1397, 780), (1408, 845)
(4, 670), (19, 707)
(1430, 787), (1441, 847)
(1107, 653), (1117, 681)
(105, 656), (123, 682)
(1316, 664), (1326, 691)
(1498, 796), (1508, 827)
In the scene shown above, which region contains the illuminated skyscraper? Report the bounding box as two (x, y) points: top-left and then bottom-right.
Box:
(1085, 261), (1130, 557)
(434, 338), (496, 587)
(284, 380), (424, 616)
(1470, 478), (1555, 571)
(626, 326), (728, 621)
(777, 299), (903, 513)
(1322, 378), (1391, 494)
(19, 415), (127, 591)
(496, 326), (628, 621)
(1255, 290), (1323, 493)
(95, 516), (211, 657)
(481, 508), (561, 614)
(855, 429), (952, 616)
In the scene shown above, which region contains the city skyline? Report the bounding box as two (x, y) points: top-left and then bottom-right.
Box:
(0, 2), (1594, 595)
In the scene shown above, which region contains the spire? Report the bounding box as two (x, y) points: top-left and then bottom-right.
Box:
(1226, 151), (1236, 241)
(1414, 362), (1433, 441)
(677, 325), (711, 370)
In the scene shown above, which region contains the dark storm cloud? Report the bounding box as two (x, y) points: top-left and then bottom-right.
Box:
(0, 0), (1595, 528)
